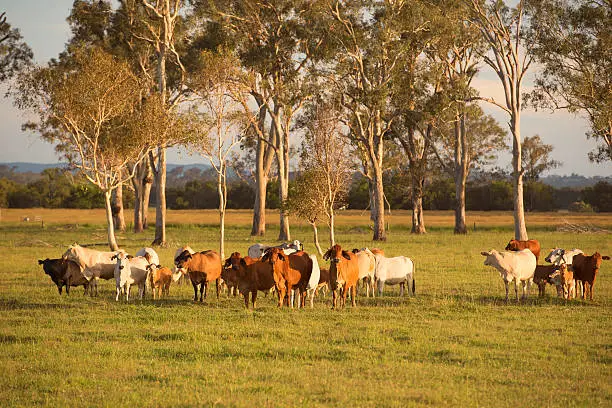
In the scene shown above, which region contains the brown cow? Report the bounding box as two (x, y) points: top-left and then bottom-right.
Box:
(230, 255), (275, 308)
(324, 244), (360, 309)
(316, 268), (330, 297)
(505, 239), (541, 262)
(175, 250), (222, 302)
(147, 264), (173, 300)
(222, 252), (242, 297)
(38, 258), (89, 295)
(262, 247), (312, 308)
(533, 265), (559, 297)
(571, 252), (610, 300)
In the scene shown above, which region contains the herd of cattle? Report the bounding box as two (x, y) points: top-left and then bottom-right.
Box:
(37, 238), (608, 308)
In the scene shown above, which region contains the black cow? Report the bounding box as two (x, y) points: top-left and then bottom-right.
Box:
(38, 258), (89, 295)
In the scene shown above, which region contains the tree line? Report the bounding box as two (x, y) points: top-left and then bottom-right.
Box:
(0, 0), (609, 253)
(2, 165), (610, 214)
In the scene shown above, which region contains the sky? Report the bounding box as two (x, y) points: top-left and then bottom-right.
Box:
(0, 0), (610, 177)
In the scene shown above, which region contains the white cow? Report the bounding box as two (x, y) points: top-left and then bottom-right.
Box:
(112, 251), (150, 301)
(135, 247), (160, 266)
(305, 254), (321, 308)
(172, 246), (195, 283)
(354, 248), (376, 297)
(481, 249), (536, 302)
(374, 253), (415, 297)
(62, 243), (117, 296)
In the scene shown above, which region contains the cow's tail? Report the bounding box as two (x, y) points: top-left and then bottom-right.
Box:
(412, 263), (416, 296)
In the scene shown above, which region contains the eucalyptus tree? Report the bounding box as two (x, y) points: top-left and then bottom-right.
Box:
(527, 0), (611, 163)
(16, 47), (155, 250)
(121, 0), (188, 246)
(201, 0), (324, 240)
(0, 12), (33, 83)
(185, 49), (249, 260)
(465, 0), (532, 240)
(322, 0), (410, 241)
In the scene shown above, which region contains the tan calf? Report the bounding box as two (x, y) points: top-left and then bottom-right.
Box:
(147, 264), (173, 300)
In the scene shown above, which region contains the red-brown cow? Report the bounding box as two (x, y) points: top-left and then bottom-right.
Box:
(262, 247), (312, 308)
(572, 252), (610, 300)
(533, 265), (558, 297)
(229, 255), (275, 308)
(316, 268), (330, 297)
(175, 250), (222, 302)
(222, 252), (242, 297)
(324, 244), (360, 309)
(505, 239), (541, 262)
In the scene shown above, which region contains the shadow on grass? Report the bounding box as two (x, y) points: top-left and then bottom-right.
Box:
(0, 299), (76, 311)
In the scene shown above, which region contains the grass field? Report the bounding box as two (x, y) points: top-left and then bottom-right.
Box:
(1, 209), (611, 407)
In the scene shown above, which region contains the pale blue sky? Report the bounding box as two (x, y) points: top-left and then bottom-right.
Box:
(0, 0), (609, 177)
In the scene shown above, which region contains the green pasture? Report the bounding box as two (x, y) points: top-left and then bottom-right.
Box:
(1, 210), (611, 407)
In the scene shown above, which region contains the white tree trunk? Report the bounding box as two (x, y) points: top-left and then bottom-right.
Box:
(104, 190), (119, 251)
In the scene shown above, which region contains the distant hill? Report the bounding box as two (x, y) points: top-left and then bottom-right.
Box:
(1, 162), (69, 173)
(540, 174), (612, 189)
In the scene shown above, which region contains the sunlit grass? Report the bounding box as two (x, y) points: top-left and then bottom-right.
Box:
(1, 209), (610, 406)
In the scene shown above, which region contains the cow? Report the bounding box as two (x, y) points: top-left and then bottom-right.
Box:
(172, 246), (195, 284)
(352, 248), (377, 297)
(505, 239), (541, 262)
(533, 265), (559, 297)
(147, 264), (173, 300)
(62, 243), (117, 296)
(135, 247), (160, 266)
(111, 251), (150, 301)
(38, 258), (89, 295)
(262, 247), (312, 308)
(221, 252), (242, 297)
(549, 264), (576, 300)
(230, 255), (275, 309)
(305, 254), (321, 308)
(323, 244), (359, 309)
(544, 248), (584, 296)
(175, 249), (222, 302)
(571, 252), (610, 300)
(316, 268), (330, 297)
(481, 249), (537, 302)
(247, 240), (304, 258)
(373, 253), (415, 297)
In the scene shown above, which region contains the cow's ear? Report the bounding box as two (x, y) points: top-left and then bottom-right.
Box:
(111, 254), (117, 260)
(352, 248), (359, 254)
(342, 251), (351, 260)
(240, 258), (247, 267)
(157, 264), (162, 268)
(278, 253), (285, 261)
(480, 251), (489, 256)
(38, 259), (44, 265)
(127, 255), (133, 259)
(323, 249), (331, 261)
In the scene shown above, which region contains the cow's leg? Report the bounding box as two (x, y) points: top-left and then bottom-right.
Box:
(216, 279), (220, 299)
(331, 289), (337, 309)
(504, 281), (509, 302)
(351, 285), (357, 307)
(514, 280), (520, 302)
(251, 290), (258, 309)
(191, 281), (198, 301)
(200, 283), (206, 302)
(378, 280), (384, 297)
(399, 282), (405, 297)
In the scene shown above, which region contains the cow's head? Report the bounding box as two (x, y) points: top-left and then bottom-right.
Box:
(480, 250), (500, 267)
(174, 250), (193, 269)
(112, 251), (131, 270)
(505, 239), (519, 251)
(262, 247), (285, 264)
(324, 245), (351, 264)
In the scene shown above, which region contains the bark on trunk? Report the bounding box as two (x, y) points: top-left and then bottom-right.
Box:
(371, 165), (386, 241)
(111, 183), (126, 232)
(454, 112), (468, 234)
(328, 210), (336, 247)
(104, 190), (119, 251)
(311, 221), (323, 256)
(275, 115), (290, 242)
(511, 114), (528, 240)
(218, 167), (226, 260)
(142, 170), (152, 229)
(411, 177), (426, 234)
(250, 103), (274, 237)
(152, 147), (167, 247)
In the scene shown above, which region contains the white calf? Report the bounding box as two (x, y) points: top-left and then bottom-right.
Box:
(481, 249), (536, 302)
(112, 252), (150, 301)
(354, 248), (376, 297)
